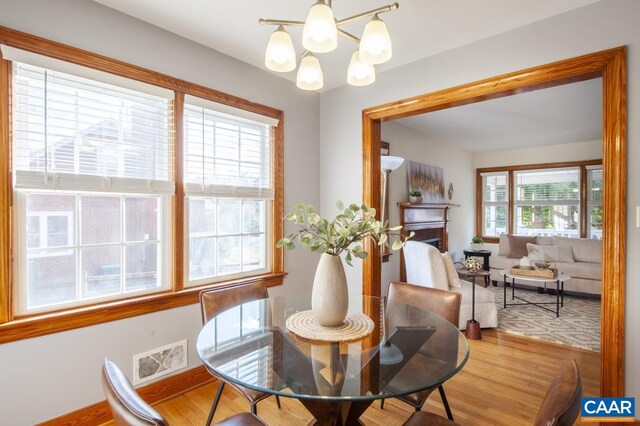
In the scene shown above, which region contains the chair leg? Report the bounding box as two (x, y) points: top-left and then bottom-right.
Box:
(438, 385), (454, 421)
(206, 381), (225, 426)
(380, 399), (385, 409)
(275, 395), (281, 409)
(251, 403), (257, 415)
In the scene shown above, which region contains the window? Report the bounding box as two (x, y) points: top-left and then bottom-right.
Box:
(183, 97), (275, 286)
(476, 161), (602, 241)
(0, 33), (283, 341)
(514, 168), (580, 237)
(12, 60), (174, 313)
(480, 172), (508, 237)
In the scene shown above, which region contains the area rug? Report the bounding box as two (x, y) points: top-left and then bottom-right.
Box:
(486, 285), (600, 352)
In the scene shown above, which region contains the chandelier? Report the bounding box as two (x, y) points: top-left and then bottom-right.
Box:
(259, 1), (399, 90)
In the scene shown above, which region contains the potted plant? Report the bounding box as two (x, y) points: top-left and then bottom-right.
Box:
(471, 236), (484, 251)
(409, 190), (422, 204)
(277, 201), (413, 326)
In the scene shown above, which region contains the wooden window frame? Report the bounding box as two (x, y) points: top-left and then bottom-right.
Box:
(0, 26), (286, 344)
(475, 159), (602, 243)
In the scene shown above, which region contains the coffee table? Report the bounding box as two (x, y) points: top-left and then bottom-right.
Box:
(501, 270), (572, 318)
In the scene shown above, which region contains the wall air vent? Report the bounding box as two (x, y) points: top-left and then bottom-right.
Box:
(133, 339), (187, 385)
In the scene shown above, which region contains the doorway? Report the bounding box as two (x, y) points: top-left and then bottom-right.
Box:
(361, 47), (626, 397)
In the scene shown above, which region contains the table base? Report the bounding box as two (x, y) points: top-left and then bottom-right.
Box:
(300, 398), (371, 426)
(465, 319), (481, 340)
(503, 275), (564, 318)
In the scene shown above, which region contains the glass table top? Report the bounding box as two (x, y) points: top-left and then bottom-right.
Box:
(196, 294), (469, 401)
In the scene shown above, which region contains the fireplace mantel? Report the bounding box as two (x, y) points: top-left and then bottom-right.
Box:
(398, 202), (460, 282)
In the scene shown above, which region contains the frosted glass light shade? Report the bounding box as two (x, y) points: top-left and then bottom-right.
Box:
(302, 1), (338, 53)
(265, 26), (296, 72)
(359, 15), (392, 65)
(296, 53), (323, 91)
(381, 155), (404, 171)
(347, 51), (375, 86)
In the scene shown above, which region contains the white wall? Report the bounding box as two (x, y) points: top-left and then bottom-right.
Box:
(380, 122), (474, 295)
(474, 139), (602, 169)
(0, 0), (320, 424)
(320, 0), (639, 416)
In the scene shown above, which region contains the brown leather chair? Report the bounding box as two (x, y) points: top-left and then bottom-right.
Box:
(101, 358), (266, 426)
(381, 281), (462, 420)
(200, 282), (280, 426)
(402, 359), (583, 426)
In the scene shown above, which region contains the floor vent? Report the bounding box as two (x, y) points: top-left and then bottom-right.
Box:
(133, 339), (187, 385)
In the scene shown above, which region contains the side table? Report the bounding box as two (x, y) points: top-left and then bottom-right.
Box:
(463, 249), (492, 285)
(456, 269), (490, 340)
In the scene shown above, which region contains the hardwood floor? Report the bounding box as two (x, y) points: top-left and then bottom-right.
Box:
(132, 330), (600, 425)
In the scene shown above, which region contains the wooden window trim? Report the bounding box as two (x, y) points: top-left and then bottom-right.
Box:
(0, 26), (286, 344)
(475, 159), (602, 243)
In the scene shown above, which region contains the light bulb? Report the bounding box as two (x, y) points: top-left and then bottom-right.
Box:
(347, 51), (375, 86)
(296, 53), (323, 91)
(302, 1), (337, 53)
(265, 26), (296, 72)
(359, 15), (392, 65)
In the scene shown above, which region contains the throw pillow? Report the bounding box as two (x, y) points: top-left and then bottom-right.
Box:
(441, 252), (462, 288)
(526, 243), (575, 262)
(507, 235), (536, 258)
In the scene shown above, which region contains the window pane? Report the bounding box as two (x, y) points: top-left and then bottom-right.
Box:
(218, 199), (241, 235)
(515, 205), (579, 237)
(125, 244), (159, 292)
(483, 206), (507, 237)
(26, 193), (75, 249)
(218, 236), (241, 275)
(81, 195), (121, 244)
(82, 246), (121, 298)
(27, 216), (40, 249)
(482, 174), (507, 202)
(47, 215), (70, 247)
(27, 250), (76, 308)
(189, 197), (216, 235)
(243, 200), (263, 234)
(588, 168), (603, 203)
(189, 237), (216, 280)
(242, 234), (264, 271)
(589, 206), (603, 239)
(125, 197), (159, 242)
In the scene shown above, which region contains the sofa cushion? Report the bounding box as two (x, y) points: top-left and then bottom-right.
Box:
(536, 236), (554, 245)
(507, 235), (537, 258)
(527, 243), (574, 262)
(498, 234), (509, 256)
(555, 261), (601, 281)
(490, 255), (519, 271)
(442, 252), (462, 288)
(553, 236), (602, 264)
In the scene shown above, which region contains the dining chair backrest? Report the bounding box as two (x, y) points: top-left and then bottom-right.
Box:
(102, 358), (168, 426)
(388, 281), (461, 326)
(403, 241), (450, 291)
(534, 359), (583, 426)
(200, 282), (268, 324)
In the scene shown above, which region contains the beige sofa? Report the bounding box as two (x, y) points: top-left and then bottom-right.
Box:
(489, 235), (602, 296)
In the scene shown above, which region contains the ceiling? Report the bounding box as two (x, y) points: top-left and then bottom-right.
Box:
(93, 0), (598, 91)
(395, 78), (603, 152)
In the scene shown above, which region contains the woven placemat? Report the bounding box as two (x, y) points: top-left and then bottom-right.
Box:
(286, 310), (375, 342)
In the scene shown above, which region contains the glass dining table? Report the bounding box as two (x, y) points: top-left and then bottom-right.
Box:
(196, 294), (469, 426)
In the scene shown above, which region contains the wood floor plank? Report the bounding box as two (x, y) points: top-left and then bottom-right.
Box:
(105, 330), (599, 425)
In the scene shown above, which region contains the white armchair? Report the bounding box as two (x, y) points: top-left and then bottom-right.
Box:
(402, 241), (498, 330)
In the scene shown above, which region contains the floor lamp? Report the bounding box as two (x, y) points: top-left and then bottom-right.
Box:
(380, 155), (404, 229)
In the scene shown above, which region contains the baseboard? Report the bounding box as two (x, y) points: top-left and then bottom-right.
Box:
(38, 365), (215, 426)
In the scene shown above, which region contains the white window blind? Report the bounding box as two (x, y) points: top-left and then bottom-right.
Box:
(514, 168), (579, 205)
(12, 61), (174, 195)
(481, 172), (508, 237)
(184, 96), (274, 199)
(482, 172), (508, 204)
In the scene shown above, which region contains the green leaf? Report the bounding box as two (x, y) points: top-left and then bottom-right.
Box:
(284, 211), (296, 221)
(336, 200), (344, 211)
(388, 225), (403, 231)
(286, 241), (296, 250)
(276, 239), (286, 248)
(349, 203), (360, 211)
(378, 234), (388, 245)
(345, 251), (353, 266)
(392, 239), (404, 250)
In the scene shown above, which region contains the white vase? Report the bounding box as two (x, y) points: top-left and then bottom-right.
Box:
(312, 253), (349, 327)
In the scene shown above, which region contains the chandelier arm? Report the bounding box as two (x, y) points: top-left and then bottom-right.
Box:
(337, 29), (360, 44)
(336, 2), (399, 27)
(259, 18), (305, 26)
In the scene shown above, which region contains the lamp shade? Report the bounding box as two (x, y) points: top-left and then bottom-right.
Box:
(359, 15), (392, 65)
(347, 51), (375, 86)
(302, 1), (338, 53)
(296, 53), (323, 91)
(381, 155), (404, 171)
(265, 26), (296, 72)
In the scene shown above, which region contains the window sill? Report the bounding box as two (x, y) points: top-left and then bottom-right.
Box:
(0, 272), (286, 345)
